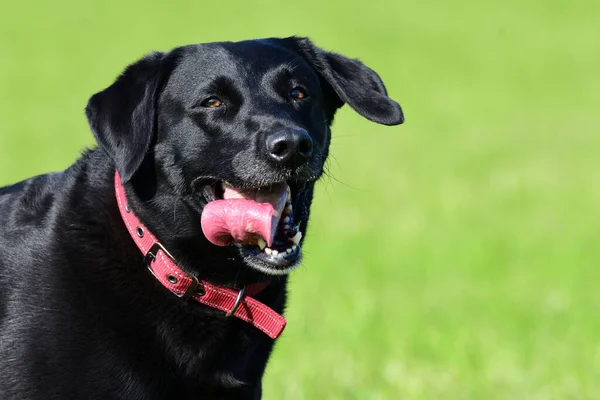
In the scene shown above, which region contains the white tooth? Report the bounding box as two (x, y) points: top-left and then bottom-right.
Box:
(285, 204), (293, 212)
(286, 248), (293, 254)
(291, 231), (302, 244)
(257, 238), (266, 250)
(265, 247), (272, 255)
(283, 216), (290, 223)
(292, 244), (298, 251)
(272, 250), (279, 256)
(284, 224), (291, 230)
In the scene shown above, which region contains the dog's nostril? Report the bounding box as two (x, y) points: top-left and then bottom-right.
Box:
(270, 140), (289, 157)
(298, 137), (313, 156)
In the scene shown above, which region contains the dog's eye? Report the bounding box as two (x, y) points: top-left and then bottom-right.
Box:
(200, 96), (223, 108)
(289, 87), (308, 100)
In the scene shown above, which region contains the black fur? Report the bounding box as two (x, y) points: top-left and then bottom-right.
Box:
(0, 37), (403, 399)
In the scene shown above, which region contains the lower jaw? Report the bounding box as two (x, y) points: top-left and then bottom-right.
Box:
(237, 227), (304, 275)
(240, 249), (303, 276)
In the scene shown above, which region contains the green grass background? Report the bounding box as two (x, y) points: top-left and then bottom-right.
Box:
(1, 0), (599, 398)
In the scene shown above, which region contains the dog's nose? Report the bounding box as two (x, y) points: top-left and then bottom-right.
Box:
(266, 129), (313, 168)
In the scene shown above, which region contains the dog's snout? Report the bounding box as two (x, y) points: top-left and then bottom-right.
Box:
(266, 129), (313, 168)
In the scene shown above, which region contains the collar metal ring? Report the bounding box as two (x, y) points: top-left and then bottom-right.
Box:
(226, 287), (246, 317)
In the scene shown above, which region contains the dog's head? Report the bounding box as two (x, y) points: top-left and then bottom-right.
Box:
(86, 37), (403, 276)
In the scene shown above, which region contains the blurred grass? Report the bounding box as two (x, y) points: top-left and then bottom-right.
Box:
(1, 0), (599, 398)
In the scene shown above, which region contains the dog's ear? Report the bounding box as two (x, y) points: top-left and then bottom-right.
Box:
(85, 51), (176, 183)
(290, 37), (404, 126)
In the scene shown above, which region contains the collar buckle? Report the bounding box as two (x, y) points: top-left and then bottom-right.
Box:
(144, 242), (202, 300)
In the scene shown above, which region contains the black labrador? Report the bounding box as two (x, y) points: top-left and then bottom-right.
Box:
(0, 37), (403, 399)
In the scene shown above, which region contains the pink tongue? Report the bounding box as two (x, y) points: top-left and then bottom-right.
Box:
(201, 183), (290, 247)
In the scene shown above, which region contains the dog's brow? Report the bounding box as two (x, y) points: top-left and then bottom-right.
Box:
(207, 76), (236, 92)
(261, 64), (307, 90)
(284, 60), (300, 72)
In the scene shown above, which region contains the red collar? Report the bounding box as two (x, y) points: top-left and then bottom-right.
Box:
(114, 172), (286, 339)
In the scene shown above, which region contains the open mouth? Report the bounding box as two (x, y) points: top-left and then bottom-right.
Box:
(199, 181), (306, 275)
